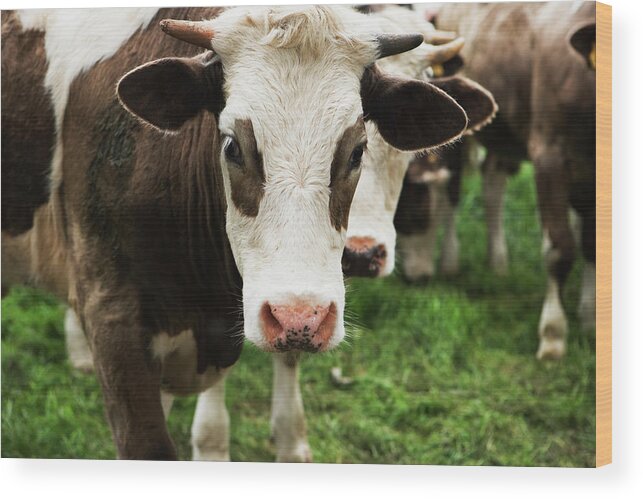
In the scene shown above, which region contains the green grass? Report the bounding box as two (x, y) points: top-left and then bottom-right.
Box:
(1, 164), (596, 466)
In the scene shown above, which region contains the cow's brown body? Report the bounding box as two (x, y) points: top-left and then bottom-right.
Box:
(1, 11), (55, 236)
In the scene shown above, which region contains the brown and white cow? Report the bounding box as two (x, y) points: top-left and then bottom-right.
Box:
(420, 1), (598, 360)
(1, 6), (472, 459)
(393, 139), (485, 282)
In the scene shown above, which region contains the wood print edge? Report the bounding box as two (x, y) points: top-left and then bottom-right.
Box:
(595, 0), (612, 468)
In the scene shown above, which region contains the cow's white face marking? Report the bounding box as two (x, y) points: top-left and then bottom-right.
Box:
(347, 124), (412, 277)
(208, 6), (378, 349)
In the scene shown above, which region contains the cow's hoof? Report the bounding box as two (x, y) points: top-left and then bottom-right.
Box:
(536, 336), (566, 361)
(276, 442), (313, 463)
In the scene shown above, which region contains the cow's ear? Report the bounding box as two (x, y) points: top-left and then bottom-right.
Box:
(429, 76), (497, 133)
(361, 65), (467, 151)
(117, 54), (224, 131)
(569, 22), (596, 70)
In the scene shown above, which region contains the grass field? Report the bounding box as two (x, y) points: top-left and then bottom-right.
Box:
(1, 164), (596, 466)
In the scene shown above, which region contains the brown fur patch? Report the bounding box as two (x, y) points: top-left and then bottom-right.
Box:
(429, 76), (498, 133)
(395, 145), (464, 236)
(1, 11), (55, 235)
(227, 119), (265, 217)
(329, 117), (366, 231)
(117, 52), (225, 131)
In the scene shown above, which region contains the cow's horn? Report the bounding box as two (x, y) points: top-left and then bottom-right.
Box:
(376, 33), (424, 59)
(159, 19), (215, 50)
(425, 29), (458, 45)
(425, 37), (465, 64)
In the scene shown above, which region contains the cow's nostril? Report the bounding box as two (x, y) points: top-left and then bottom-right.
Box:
(261, 302), (285, 344)
(374, 244), (387, 260)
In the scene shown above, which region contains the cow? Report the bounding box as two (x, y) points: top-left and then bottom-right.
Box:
(188, 6), (498, 462)
(342, 5), (497, 278)
(419, 1), (597, 360)
(393, 139), (484, 282)
(1, 5), (473, 460)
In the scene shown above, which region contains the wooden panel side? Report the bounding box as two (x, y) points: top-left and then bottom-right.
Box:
(595, 1), (612, 468)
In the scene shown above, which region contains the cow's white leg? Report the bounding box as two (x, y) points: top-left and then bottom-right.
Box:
(569, 209), (582, 247)
(537, 233), (569, 360)
(578, 262), (596, 330)
(65, 308), (94, 373)
(271, 352), (312, 463)
(537, 277), (568, 360)
(191, 371), (230, 461)
(482, 157), (509, 275)
(161, 391), (174, 420)
(439, 197), (460, 275)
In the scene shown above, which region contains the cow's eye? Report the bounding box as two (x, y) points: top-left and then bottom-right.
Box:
(223, 136), (243, 166)
(349, 144), (364, 171)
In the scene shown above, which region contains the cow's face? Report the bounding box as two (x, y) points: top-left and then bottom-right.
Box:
(344, 126), (410, 277)
(118, 6), (471, 352)
(344, 39), (497, 279)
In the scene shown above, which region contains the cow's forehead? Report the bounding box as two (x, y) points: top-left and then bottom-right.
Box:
(212, 6), (376, 179)
(208, 5), (378, 63)
(219, 57), (364, 146)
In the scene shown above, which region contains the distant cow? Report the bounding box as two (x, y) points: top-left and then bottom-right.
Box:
(393, 140), (482, 282)
(342, 5), (496, 278)
(1, 6), (474, 459)
(424, 2), (597, 360)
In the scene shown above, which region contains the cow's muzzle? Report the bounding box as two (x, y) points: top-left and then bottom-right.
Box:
(342, 236), (387, 278)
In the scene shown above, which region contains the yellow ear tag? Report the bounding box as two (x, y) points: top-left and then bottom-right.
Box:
(589, 42), (596, 70)
(431, 63), (444, 78)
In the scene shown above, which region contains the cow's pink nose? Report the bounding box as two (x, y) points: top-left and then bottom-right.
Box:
(260, 301), (336, 352)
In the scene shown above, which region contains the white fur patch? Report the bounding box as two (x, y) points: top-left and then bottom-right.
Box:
(160, 391), (174, 420)
(537, 277), (568, 361)
(270, 354), (311, 462)
(64, 308), (94, 372)
(483, 161), (509, 274)
(399, 231), (438, 281)
(191, 374), (231, 461)
(150, 330), (195, 360)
